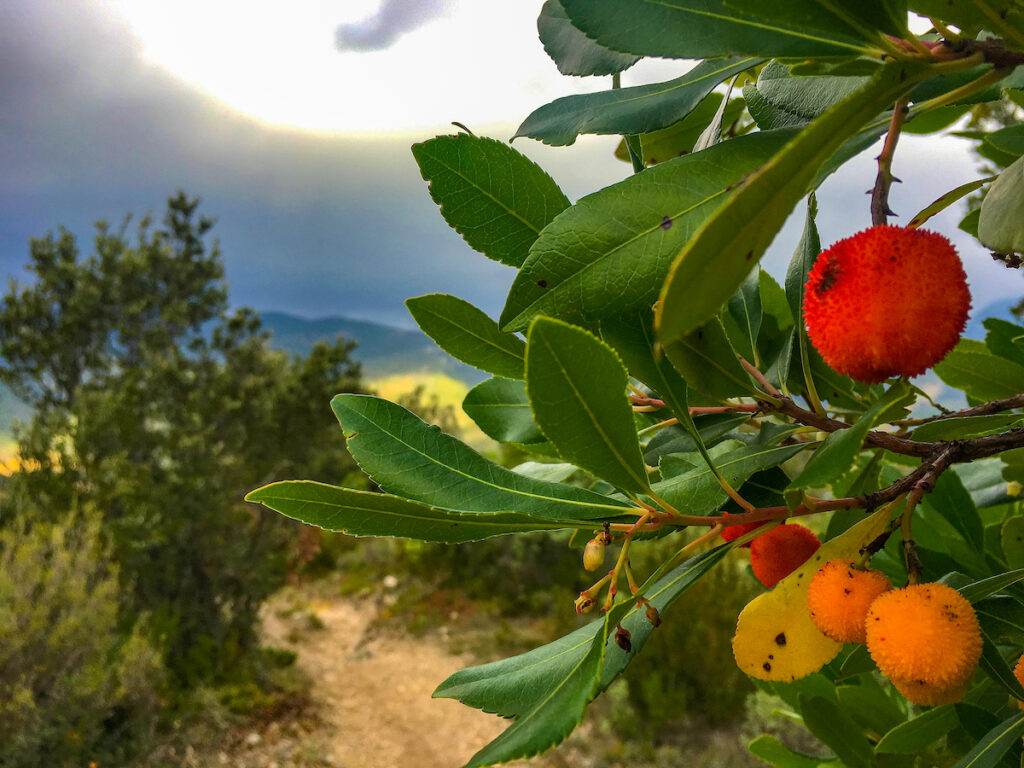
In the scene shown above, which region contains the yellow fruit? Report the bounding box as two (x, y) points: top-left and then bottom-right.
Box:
(865, 583), (981, 698)
(806, 559), (892, 644)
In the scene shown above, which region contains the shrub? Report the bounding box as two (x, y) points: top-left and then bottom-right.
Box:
(0, 511), (163, 768)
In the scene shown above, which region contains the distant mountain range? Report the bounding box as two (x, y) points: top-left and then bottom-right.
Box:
(259, 312), (484, 383)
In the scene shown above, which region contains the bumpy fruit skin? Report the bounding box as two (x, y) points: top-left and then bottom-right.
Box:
(803, 225), (971, 383)
(806, 559), (892, 644)
(865, 583), (982, 704)
(720, 512), (763, 548)
(889, 676), (971, 707)
(749, 524), (821, 589)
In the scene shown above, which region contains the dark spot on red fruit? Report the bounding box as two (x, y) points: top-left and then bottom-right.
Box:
(816, 258), (840, 294)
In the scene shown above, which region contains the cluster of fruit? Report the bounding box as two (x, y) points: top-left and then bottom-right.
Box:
(723, 521), (986, 706)
(808, 561), (982, 705)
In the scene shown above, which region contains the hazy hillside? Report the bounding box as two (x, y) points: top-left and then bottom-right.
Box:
(260, 312), (485, 384)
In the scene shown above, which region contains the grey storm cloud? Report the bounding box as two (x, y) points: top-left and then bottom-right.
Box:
(335, 0), (445, 52)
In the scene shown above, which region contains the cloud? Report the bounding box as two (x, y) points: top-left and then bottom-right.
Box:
(335, 0), (445, 52)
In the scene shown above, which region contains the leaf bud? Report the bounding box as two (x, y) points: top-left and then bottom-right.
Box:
(574, 594), (596, 614)
(645, 605), (661, 627)
(583, 536), (606, 572)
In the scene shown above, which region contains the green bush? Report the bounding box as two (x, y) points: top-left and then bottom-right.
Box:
(0, 512), (163, 768)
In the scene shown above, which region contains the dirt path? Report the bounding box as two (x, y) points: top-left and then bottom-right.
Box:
(262, 596), (539, 768)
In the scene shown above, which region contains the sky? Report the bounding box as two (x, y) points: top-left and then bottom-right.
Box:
(1, 0), (1021, 328)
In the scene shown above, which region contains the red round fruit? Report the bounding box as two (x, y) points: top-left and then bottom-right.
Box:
(749, 523), (820, 588)
(719, 512), (763, 548)
(803, 225), (970, 383)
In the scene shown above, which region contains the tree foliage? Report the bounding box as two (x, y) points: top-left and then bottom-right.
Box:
(0, 193), (364, 686)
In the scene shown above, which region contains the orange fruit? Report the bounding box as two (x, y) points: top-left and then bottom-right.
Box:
(806, 559), (892, 644)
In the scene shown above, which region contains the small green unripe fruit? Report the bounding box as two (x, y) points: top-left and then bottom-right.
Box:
(583, 536), (606, 571)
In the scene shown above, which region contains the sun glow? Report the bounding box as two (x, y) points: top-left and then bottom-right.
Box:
(102, 0), (611, 136)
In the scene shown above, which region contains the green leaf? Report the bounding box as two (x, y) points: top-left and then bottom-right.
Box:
(949, 711), (1024, 768)
(245, 482), (580, 543)
(908, 1), (1024, 38)
(957, 570), (1024, 604)
(908, 177), (996, 229)
(411, 133), (570, 268)
(788, 381), (913, 491)
(597, 309), (691, 420)
(462, 377), (544, 444)
(836, 679), (906, 737)
(512, 461), (577, 483)
(461, 619), (607, 768)
(635, 95), (747, 166)
(406, 294), (526, 379)
(526, 317), (649, 494)
(986, 125), (1024, 157)
(960, 208), (981, 237)
(785, 195), (823, 403)
(934, 339), (1024, 402)
(743, 60), (871, 130)
(985, 318), (1024, 368)
(1002, 517), (1024, 570)
(955, 458), (1015, 509)
(436, 546), (728, 751)
(665, 317), (758, 400)
(537, 0), (639, 77)
(559, 0), (875, 59)
(977, 596), (1024, 646)
(875, 705), (958, 755)
(979, 154), (1024, 256)
(331, 394), (631, 520)
(657, 62), (928, 342)
(979, 630), (1024, 702)
(910, 414), (1024, 443)
(799, 694), (875, 768)
(501, 129), (793, 333)
(651, 440), (810, 515)
(724, 268), (763, 363)
(725, 0), (908, 39)
(515, 56), (760, 146)
(643, 414), (751, 464)
(925, 471), (985, 553)
(903, 104), (972, 134)
(747, 734), (835, 768)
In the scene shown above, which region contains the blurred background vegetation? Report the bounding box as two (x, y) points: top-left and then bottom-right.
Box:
(0, 194), (830, 767)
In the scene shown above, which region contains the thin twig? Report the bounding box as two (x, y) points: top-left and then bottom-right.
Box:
(871, 96), (910, 226)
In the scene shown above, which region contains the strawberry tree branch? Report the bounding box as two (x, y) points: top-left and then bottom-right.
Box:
(871, 96), (910, 226)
